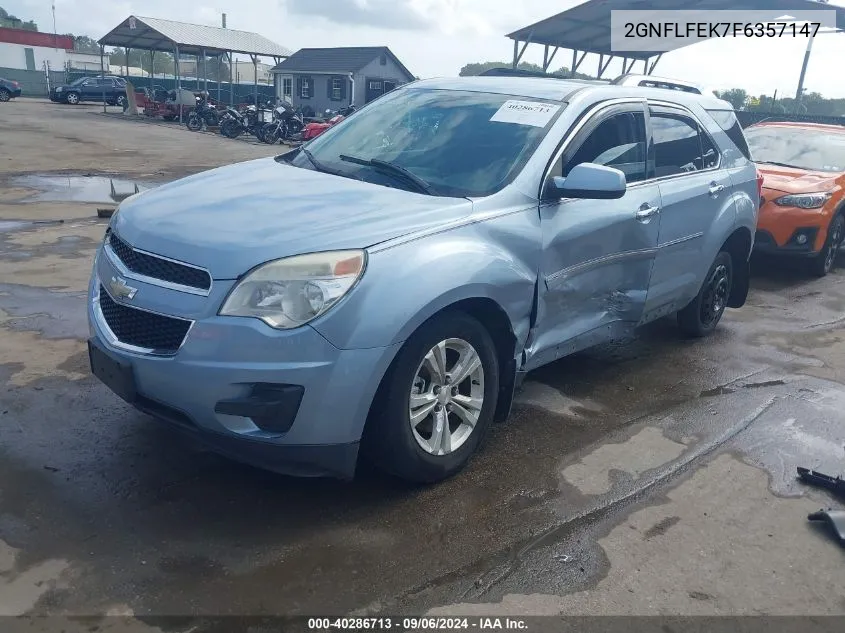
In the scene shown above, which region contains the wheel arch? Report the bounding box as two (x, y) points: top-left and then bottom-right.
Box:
(360, 293), (522, 451)
(722, 226), (752, 308)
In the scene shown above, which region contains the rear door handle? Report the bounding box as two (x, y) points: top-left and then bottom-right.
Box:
(709, 182), (726, 196)
(635, 204), (660, 221)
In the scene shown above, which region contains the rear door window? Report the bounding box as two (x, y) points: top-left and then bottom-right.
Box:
(650, 113), (703, 177)
(706, 109), (751, 160)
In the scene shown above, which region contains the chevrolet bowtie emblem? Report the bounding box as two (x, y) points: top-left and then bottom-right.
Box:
(109, 276), (137, 300)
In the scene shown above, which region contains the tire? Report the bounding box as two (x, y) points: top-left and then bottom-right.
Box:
(65, 92), (80, 105)
(186, 114), (202, 132)
(677, 251), (733, 338)
(115, 95), (127, 108)
(363, 311), (499, 483)
(0, 89), (10, 102)
(262, 123), (280, 144)
(810, 214), (844, 278)
(221, 120), (242, 139)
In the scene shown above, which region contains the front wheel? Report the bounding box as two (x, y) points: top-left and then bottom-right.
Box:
(0, 88), (10, 102)
(363, 312), (499, 483)
(810, 214), (844, 277)
(186, 114), (202, 132)
(677, 251), (733, 338)
(65, 92), (80, 105)
(115, 95), (127, 108)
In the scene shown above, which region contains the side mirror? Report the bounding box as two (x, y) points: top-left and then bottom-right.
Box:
(545, 163), (627, 201)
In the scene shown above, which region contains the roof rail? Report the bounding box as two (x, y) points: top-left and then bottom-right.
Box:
(611, 74), (712, 95)
(479, 67), (557, 78)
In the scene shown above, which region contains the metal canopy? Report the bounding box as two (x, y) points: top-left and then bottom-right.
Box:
(98, 15), (292, 58)
(508, 0), (845, 77)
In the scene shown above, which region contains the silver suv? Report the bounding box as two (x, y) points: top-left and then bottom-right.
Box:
(88, 76), (760, 482)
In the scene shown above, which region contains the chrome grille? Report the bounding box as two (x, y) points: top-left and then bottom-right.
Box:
(108, 231), (211, 292)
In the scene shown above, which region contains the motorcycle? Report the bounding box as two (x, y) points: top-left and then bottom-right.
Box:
(296, 105), (356, 142)
(219, 102), (271, 142)
(186, 94), (221, 131)
(261, 101), (305, 144)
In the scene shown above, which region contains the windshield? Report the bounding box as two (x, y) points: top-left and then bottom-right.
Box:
(288, 88), (565, 197)
(746, 126), (845, 173)
(69, 77), (89, 86)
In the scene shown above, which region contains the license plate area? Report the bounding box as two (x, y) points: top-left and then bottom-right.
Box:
(88, 338), (137, 403)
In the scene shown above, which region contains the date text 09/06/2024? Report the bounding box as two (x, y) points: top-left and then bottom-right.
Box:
(624, 21), (822, 39)
(307, 617), (529, 630)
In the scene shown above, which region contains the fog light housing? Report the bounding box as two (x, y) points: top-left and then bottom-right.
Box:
(796, 234), (808, 245)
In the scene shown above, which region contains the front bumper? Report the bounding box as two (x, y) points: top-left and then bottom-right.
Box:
(753, 228), (820, 257)
(87, 248), (401, 479)
(755, 197), (830, 255)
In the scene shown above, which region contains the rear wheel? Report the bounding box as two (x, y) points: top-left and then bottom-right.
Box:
(363, 311), (499, 483)
(0, 88), (10, 102)
(65, 92), (80, 105)
(677, 251), (732, 338)
(221, 120), (241, 138)
(810, 214), (844, 277)
(262, 123), (280, 144)
(115, 95), (127, 108)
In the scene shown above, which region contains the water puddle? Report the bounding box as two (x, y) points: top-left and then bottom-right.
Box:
(0, 220), (30, 233)
(11, 175), (156, 204)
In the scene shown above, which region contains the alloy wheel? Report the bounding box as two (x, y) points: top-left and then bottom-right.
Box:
(0, 89), (9, 102)
(66, 93), (79, 104)
(824, 218), (843, 273)
(408, 338), (485, 456)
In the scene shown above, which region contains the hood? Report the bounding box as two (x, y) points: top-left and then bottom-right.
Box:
(112, 157), (473, 279)
(758, 165), (840, 194)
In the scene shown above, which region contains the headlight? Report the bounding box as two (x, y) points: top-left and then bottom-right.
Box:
(219, 250), (366, 329)
(774, 192), (832, 209)
(55, 87), (62, 92)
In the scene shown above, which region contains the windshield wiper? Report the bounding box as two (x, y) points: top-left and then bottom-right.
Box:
(299, 147), (360, 180)
(339, 154), (437, 195)
(756, 160), (802, 169)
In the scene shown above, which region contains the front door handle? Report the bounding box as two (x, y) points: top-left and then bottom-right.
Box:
(635, 204), (660, 221)
(709, 182), (726, 197)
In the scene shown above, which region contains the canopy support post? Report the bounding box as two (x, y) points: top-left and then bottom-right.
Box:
(571, 50), (586, 76)
(150, 50), (155, 90)
(647, 54), (662, 75)
(175, 44), (182, 123)
(543, 46), (559, 72)
(251, 54), (258, 106)
(100, 44), (106, 114)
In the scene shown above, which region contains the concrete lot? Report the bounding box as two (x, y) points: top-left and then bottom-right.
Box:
(1, 99), (844, 626)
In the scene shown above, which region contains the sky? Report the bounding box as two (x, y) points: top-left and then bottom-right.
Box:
(6, 0), (845, 99)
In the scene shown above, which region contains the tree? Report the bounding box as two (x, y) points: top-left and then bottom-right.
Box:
(714, 88), (748, 110)
(70, 35), (100, 54)
(459, 60), (594, 80)
(0, 6), (38, 30)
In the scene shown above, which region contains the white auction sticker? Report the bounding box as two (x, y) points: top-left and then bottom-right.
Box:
(490, 100), (561, 127)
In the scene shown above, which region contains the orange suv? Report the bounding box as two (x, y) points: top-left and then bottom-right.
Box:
(746, 122), (845, 276)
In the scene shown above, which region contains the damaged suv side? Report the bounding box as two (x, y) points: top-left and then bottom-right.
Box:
(88, 77), (758, 483)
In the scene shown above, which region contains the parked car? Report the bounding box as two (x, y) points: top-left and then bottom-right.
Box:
(87, 76), (759, 483)
(0, 77), (22, 101)
(746, 121), (845, 276)
(50, 75), (128, 106)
